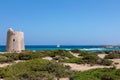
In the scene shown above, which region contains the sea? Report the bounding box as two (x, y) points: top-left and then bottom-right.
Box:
(1, 45), (120, 52)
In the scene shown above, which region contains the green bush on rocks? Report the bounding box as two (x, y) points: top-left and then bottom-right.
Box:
(101, 74), (116, 80)
(62, 58), (84, 64)
(71, 68), (120, 80)
(105, 53), (120, 59)
(0, 55), (13, 63)
(71, 49), (88, 54)
(0, 59), (73, 80)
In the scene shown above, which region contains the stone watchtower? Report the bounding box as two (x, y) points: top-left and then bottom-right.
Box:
(6, 28), (25, 52)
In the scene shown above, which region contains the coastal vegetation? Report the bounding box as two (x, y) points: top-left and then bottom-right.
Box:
(0, 49), (120, 80)
(62, 50), (112, 66)
(71, 49), (88, 54)
(0, 49), (113, 66)
(0, 58), (119, 80)
(105, 53), (120, 59)
(0, 50), (74, 63)
(70, 68), (120, 80)
(0, 59), (73, 80)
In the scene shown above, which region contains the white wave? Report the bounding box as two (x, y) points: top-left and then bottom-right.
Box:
(80, 48), (105, 51)
(65, 49), (71, 50)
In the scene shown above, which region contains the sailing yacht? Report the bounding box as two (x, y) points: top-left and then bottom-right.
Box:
(57, 44), (60, 48)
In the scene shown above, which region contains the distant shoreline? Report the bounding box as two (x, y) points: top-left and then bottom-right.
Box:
(1, 45), (120, 52)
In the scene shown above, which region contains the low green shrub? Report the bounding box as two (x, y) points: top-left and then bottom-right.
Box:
(104, 53), (120, 59)
(46, 49), (75, 59)
(0, 50), (74, 63)
(0, 68), (6, 78)
(62, 58), (84, 64)
(71, 49), (89, 54)
(71, 68), (120, 80)
(71, 49), (81, 53)
(0, 59), (73, 80)
(0, 56), (8, 63)
(0, 50), (112, 66)
(52, 56), (65, 62)
(18, 53), (39, 60)
(82, 55), (99, 64)
(96, 59), (112, 66)
(101, 74), (116, 80)
(62, 53), (112, 66)
(3, 53), (19, 60)
(0, 55), (13, 63)
(100, 59), (112, 66)
(115, 69), (120, 76)
(18, 71), (54, 80)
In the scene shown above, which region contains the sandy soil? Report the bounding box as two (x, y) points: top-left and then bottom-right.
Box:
(42, 56), (53, 61)
(41, 53), (120, 72)
(59, 78), (69, 80)
(69, 51), (80, 58)
(63, 58), (120, 71)
(97, 54), (107, 59)
(0, 60), (23, 67)
(55, 78), (69, 80)
(0, 52), (6, 54)
(0, 56), (52, 68)
(110, 59), (120, 69)
(0, 63), (12, 67)
(63, 63), (112, 71)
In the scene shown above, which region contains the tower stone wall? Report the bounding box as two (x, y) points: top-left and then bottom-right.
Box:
(6, 28), (25, 52)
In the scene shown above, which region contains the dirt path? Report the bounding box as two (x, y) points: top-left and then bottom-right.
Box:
(55, 78), (69, 80)
(97, 54), (107, 59)
(69, 51), (80, 58)
(111, 59), (120, 69)
(0, 60), (24, 67)
(63, 63), (112, 71)
(42, 56), (53, 61)
(63, 58), (120, 71)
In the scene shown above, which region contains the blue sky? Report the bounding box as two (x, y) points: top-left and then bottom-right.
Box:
(0, 0), (120, 45)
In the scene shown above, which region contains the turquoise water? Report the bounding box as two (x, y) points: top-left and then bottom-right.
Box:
(0, 45), (120, 52)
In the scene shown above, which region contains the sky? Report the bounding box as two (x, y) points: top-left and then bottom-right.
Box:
(0, 0), (120, 45)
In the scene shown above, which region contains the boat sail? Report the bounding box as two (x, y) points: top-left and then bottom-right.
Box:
(57, 44), (60, 48)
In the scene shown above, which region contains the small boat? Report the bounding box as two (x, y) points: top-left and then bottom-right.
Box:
(57, 44), (60, 48)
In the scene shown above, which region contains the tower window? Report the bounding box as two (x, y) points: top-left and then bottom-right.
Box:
(13, 39), (15, 42)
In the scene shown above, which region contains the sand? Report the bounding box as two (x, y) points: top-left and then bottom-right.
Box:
(42, 56), (53, 61)
(97, 53), (107, 59)
(0, 63), (12, 67)
(55, 78), (69, 80)
(42, 52), (120, 71)
(0, 52), (6, 54)
(59, 78), (69, 80)
(0, 60), (23, 67)
(69, 51), (80, 58)
(110, 59), (120, 69)
(97, 54), (120, 69)
(63, 63), (112, 71)
(63, 58), (120, 71)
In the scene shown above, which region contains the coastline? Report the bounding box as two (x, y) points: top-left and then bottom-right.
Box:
(1, 45), (120, 52)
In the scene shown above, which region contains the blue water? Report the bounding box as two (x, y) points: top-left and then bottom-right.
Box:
(0, 45), (120, 52)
